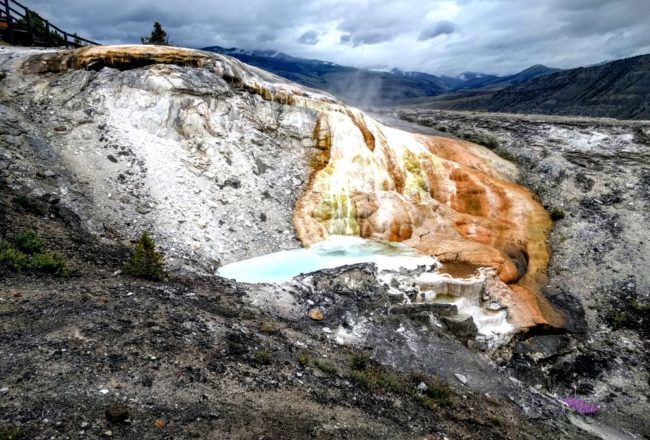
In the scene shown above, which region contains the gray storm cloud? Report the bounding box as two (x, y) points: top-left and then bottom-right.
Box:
(19, 0), (650, 76)
(418, 20), (456, 41)
(345, 31), (394, 47)
(297, 30), (319, 45)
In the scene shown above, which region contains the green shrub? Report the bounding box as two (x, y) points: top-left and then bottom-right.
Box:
(0, 237), (68, 277)
(483, 136), (500, 149)
(12, 195), (30, 207)
(549, 207), (566, 221)
(460, 132), (500, 149)
(298, 355), (310, 367)
(349, 366), (456, 411)
(350, 367), (404, 394)
(351, 352), (370, 371)
(488, 415), (504, 427)
(11, 195), (49, 215)
(422, 381), (453, 407)
(126, 231), (165, 280)
(30, 251), (69, 277)
(607, 300), (650, 336)
(493, 146), (518, 163)
(350, 370), (372, 390)
(0, 426), (26, 440)
(0, 242), (30, 271)
(253, 350), (272, 365)
(14, 230), (43, 254)
(314, 359), (338, 375)
(259, 320), (279, 335)
(410, 373), (454, 408)
(633, 127), (650, 145)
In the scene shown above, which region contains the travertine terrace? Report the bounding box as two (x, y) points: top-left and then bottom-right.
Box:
(11, 45), (563, 334)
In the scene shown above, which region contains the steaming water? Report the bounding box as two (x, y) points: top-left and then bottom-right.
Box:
(217, 236), (437, 283)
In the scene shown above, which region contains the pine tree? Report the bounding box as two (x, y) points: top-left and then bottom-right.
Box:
(141, 22), (169, 45)
(126, 231), (166, 280)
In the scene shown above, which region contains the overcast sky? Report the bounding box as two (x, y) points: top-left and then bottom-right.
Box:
(22, 0), (650, 76)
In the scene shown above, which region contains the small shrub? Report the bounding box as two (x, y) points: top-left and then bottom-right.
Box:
(0, 239), (68, 277)
(0, 230), (70, 277)
(493, 146), (518, 163)
(14, 230), (43, 254)
(126, 231), (165, 281)
(253, 350), (272, 365)
(350, 367), (456, 411)
(609, 311), (631, 330)
(213, 301), (241, 318)
(0, 426), (26, 440)
(351, 352), (370, 371)
(460, 132), (501, 150)
(488, 415), (504, 427)
(409, 372), (454, 408)
(350, 367), (404, 394)
(482, 136), (500, 149)
(314, 359), (337, 375)
(550, 207), (566, 221)
(378, 371), (404, 392)
(607, 300), (650, 335)
(0, 242), (30, 271)
(633, 126), (650, 145)
(413, 394), (439, 411)
(298, 355), (310, 367)
(350, 370), (372, 390)
(0, 72), (7, 82)
(12, 195), (29, 208)
(30, 251), (69, 277)
(422, 381), (453, 407)
(259, 320), (279, 335)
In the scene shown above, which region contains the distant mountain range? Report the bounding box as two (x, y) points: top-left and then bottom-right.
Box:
(425, 54), (650, 120)
(203, 46), (650, 120)
(202, 46), (560, 106)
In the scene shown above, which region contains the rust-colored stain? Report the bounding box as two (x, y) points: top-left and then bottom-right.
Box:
(346, 109), (376, 151)
(22, 45), (208, 73)
(294, 112), (561, 331)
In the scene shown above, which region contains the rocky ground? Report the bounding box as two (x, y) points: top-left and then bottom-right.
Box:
(0, 186), (598, 439)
